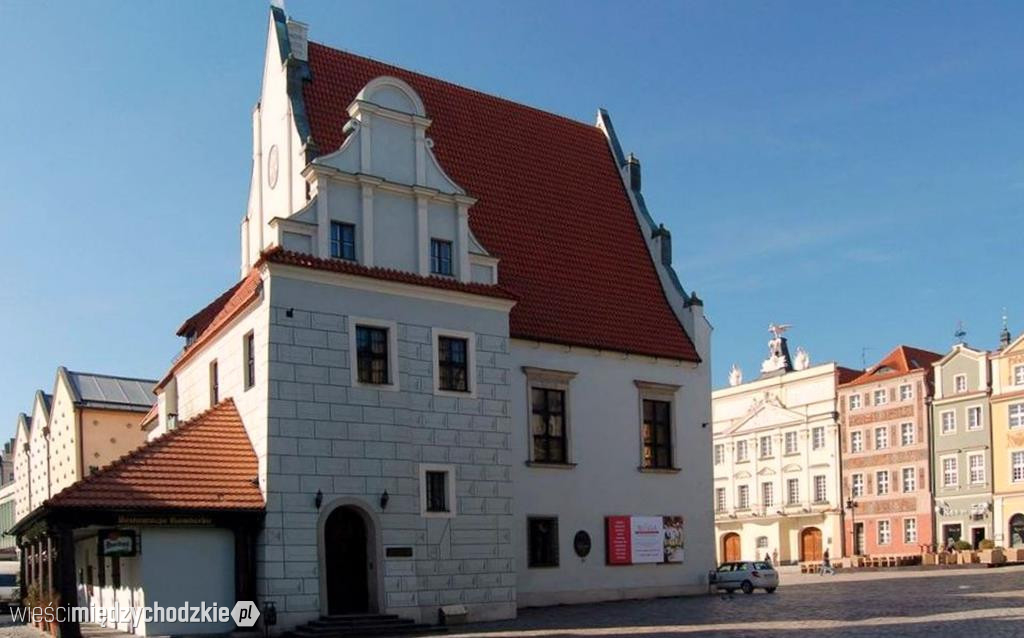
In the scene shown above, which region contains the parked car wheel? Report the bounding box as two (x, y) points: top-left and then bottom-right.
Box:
(741, 580), (754, 594)
(765, 587), (777, 593)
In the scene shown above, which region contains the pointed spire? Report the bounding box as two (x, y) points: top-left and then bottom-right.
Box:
(1000, 308), (1011, 349)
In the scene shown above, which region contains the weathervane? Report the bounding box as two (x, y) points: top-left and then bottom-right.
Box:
(953, 321), (967, 345)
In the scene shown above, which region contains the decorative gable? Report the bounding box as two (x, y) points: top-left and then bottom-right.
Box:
(725, 395), (805, 435)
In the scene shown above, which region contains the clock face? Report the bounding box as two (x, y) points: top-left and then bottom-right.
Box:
(267, 145), (279, 189)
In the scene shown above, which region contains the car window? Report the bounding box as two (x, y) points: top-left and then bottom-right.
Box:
(753, 561), (772, 570)
(718, 563), (735, 572)
(0, 574), (15, 586)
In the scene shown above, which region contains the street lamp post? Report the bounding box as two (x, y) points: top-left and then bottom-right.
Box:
(846, 497), (859, 556)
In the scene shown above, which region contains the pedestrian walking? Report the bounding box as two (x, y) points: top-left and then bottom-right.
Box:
(820, 548), (835, 575)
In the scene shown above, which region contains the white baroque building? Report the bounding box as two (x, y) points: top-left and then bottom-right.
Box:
(712, 334), (856, 565)
(12, 7), (714, 636)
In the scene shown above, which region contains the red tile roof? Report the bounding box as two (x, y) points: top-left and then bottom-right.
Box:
(836, 366), (862, 385)
(301, 43), (699, 362)
(840, 345), (943, 388)
(263, 246), (517, 300)
(46, 399), (264, 511)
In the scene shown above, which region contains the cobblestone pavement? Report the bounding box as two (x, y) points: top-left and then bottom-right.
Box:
(449, 566), (1024, 637)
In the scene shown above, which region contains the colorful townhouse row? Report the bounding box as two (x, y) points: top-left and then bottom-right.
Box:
(713, 323), (1024, 563)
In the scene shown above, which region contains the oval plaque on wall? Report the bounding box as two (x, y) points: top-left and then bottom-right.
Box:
(574, 530), (592, 558)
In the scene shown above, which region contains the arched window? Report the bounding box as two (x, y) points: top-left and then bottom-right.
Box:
(1010, 514), (1024, 548)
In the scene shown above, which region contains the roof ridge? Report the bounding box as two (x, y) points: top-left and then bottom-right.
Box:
(46, 399), (240, 504)
(307, 41), (601, 134)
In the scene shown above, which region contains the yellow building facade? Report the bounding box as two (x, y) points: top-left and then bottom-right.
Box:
(991, 331), (1024, 548)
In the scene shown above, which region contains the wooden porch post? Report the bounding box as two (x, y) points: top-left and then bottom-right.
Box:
(46, 535), (54, 596)
(19, 543), (27, 600)
(35, 538), (43, 591)
(56, 527), (80, 638)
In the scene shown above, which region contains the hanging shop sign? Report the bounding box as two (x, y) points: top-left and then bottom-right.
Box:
(97, 529), (138, 557)
(605, 515), (684, 565)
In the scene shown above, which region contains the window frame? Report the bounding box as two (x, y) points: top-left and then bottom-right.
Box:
(1014, 364), (1024, 386)
(761, 481), (774, 508)
(786, 478), (800, 506)
(851, 430), (864, 453)
(968, 452), (986, 485)
(940, 410), (956, 436)
(849, 394), (862, 410)
(736, 440), (749, 463)
(903, 518), (917, 544)
(851, 473), (865, 497)
(348, 317), (400, 391)
(209, 359), (219, 406)
(941, 455), (958, 488)
(419, 463), (456, 519)
(1009, 403), (1024, 429)
(876, 470), (889, 495)
(899, 384), (913, 401)
(714, 444), (725, 466)
(811, 426), (826, 450)
(784, 431), (798, 455)
(759, 435), (773, 459)
(329, 221), (357, 261)
(635, 381), (680, 472)
(430, 237), (455, 276)
(527, 516), (559, 568)
(243, 331), (255, 391)
(900, 422), (915, 446)
(715, 487), (727, 513)
(432, 328), (476, 397)
(641, 398), (675, 470)
(877, 519), (891, 545)
(967, 406), (982, 431)
(737, 484), (750, 510)
(1011, 450), (1024, 483)
(953, 374), (967, 394)
(874, 426), (889, 450)
(874, 389), (888, 406)
(523, 367), (577, 467)
(902, 466), (917, 492)
(813, 475), (827, 504)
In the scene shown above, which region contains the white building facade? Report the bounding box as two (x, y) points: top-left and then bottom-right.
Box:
(134, 6), (713, 632)
(712, 336), (852, 565)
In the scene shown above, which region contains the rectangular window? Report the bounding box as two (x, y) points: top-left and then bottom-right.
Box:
(430, 238), (454, 276)
(904, 518), (917, 544)
(874, 389), (887, 405)
(942, 457), (958, 487)
(759, 435), (773, 459)
(1012, 451), (1024, 483)
(967, 406), (982, 430)
(849, 394), (862, 410)
(531, 388), (567, 464)
(875, 426), (889, 450)
(784, 431), (798, 455)
(787, 478), (800, 505)
(876, 470), (889, 495)
(243, 331), (255, 390)
(425, 471), (449, 512)
(1014, 364), (1024, 386)
(878, 520), (891, 545)
(437, 336), (469, 392)
(642, 399), (673, 469)
(902, 467), (917, 492)
(330, 221), (356, 260)
(737, 485), (750, 509)
(814, 475), (827, 503)
(899, 384), (913, 401)
(954, 375), (967, 393)
(715, 487), (727, 513)
(714, 444), (725, 465)
(736, 440), (749, 463)
(761, 482), (774, 508)
(900, 422), (915, 446)
(209, 359), (219, 405)
(968, 453), (986, 485)
(941, 411), (956, 435)
(851, 431), (864, 453)
(851, 473), (865, 497)
(1010, 403), (1024, 429)
(356, 326), (390, 385)
(812, 426), (825, 450)
(527, 517), (559, 568)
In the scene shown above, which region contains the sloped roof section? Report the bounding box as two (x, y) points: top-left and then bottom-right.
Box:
(300, 43), (699, 362)
(66, 370), (156, 412)
(46, 399), (264, 511)
(841, 346), (942, 388)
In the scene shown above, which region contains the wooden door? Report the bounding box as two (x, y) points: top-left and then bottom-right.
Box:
(801, 527), (823, 562)
(722, 533), (741, 562)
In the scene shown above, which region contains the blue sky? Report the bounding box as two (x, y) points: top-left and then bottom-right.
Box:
(0, 0), (1021, 437)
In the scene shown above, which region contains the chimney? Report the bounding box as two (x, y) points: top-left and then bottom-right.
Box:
(287, 19), (309, 62)
(651, 224), (672, 267)
(626, 153), (641, 192)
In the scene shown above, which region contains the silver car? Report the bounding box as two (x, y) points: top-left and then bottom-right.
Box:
(711, 560), (779, 594)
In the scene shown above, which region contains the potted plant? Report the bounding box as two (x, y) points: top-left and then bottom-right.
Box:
(42, 590), (60, 637)
(24, 583), (40, 629)
(953, 539), (975, 563)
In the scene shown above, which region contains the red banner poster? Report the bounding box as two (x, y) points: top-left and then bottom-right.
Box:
(606, 516), (632, 565)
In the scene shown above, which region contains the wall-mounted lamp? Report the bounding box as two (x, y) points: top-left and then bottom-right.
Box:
(380, 490), (390, 510)
(315, 489), (323, 510)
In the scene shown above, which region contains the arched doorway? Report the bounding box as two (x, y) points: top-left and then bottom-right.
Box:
(722, 533), (741, 562)
(1010, 514), (1024, 548)
(800, 527), (823, 562)
(324, 506), (371, 615)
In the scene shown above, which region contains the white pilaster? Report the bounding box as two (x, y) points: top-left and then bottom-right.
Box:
(316, 177), (330, 258)
(361, 184), (375, 267)
(457, 203), (471, 283)
(416, 194), (429, 276)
